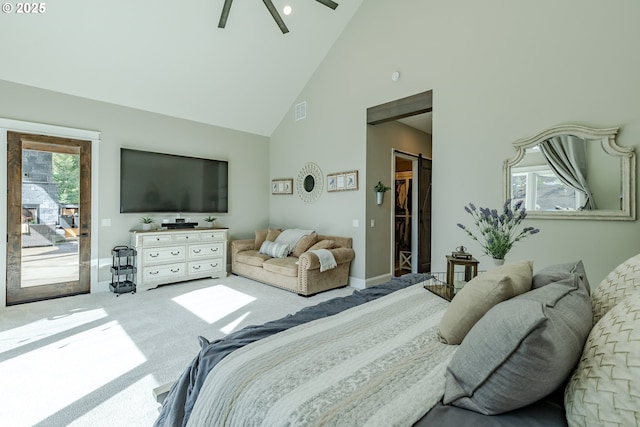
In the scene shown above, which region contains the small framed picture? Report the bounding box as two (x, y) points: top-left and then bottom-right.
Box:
(271, 178), (293, 194)
(328, 175), (337, 191)
(327, 170), (358, 192)
(345, 171), (358, 190)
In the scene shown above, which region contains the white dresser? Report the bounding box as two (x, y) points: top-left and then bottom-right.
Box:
(130, 228), (228, 291)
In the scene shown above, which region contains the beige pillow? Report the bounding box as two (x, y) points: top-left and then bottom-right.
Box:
(309, 239), (335, 251)
(266, 227), (282, 242)
(438, 260), (533, 345)
(292, 232), (318, 257)
(591, 253), (640, 325)
(254, 229), (268, 250)
(565, 291), (640, 426)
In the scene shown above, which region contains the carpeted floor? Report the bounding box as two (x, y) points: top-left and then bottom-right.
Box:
(0, 275), (354, 427)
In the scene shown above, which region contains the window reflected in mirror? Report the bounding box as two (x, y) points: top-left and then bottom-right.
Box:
(504, 125), (635, 220)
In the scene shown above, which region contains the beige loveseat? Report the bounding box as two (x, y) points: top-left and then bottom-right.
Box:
(231, 229), (355, 296)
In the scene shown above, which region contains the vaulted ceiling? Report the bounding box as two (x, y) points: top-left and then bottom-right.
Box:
(0, 0), (364, 136)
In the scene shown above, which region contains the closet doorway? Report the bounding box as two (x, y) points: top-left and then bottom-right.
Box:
(393, 151), (431, 276)
(366, 90), (433, 281)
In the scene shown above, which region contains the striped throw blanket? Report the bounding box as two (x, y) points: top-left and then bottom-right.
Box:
(187, 284), (457, 427)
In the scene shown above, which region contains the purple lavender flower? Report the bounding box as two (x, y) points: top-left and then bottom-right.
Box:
(458, 200), (540, 260)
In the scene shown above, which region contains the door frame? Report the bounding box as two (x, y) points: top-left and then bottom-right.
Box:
(392, 152), (419, 274)
(0, 118), (100, 309)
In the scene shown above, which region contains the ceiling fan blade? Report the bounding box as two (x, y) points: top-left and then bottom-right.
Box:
(263, 0), (289, 34)
(218, 0), (233, 28)
(315, 0), (339, 10)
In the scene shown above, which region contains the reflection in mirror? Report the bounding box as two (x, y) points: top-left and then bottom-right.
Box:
(304, 175), (315, 192)
(504, 124), (635, 220)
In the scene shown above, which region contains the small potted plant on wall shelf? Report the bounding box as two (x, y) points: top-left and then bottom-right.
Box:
(140, 216), (154, 231)
(203, 216), (217, 228)
(374, 181), (391, 205)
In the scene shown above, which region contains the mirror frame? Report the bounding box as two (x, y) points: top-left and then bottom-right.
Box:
(296, 162), (324, 203)
(503, 124), (636, 220)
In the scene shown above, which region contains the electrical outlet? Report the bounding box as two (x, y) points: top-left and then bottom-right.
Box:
(370, 219), (375, 227)
(352, 219), (359, 227)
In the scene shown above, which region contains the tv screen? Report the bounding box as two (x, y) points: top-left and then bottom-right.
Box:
(120, 148), (228, 213)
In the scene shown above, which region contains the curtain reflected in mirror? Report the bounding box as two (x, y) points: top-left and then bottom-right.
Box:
(504, 125), (635, 220)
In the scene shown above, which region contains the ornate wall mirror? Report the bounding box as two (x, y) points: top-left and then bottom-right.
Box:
(296, 162), (324, 203)
(504, 124), (635, 220)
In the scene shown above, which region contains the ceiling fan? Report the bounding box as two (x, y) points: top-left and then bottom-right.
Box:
(218, 0), (339, 34)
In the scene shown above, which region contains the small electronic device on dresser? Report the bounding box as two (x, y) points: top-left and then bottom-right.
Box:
(451, 245), (472, 260)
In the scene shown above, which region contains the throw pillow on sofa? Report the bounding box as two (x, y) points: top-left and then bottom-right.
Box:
(564, 290), (640, 427)
(438, 260), (533, 345)
(591, 252), (640, 324)
(292, 232), (318, 257)
(309, 240), (335, 251)
(443, 271), (592, 415)
(258, 241), (289, 258)
(255, 228), (282, 250)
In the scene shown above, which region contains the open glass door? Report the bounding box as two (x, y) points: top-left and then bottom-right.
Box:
(6, 131), (91, 305)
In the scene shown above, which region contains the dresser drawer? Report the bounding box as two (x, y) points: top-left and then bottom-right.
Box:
(143, 263), (186, 282)
(198, 231), (227, 241)
(142, 234), (172, 245)
(143, 245), (186, 263)
(172, 233), (198, 243)
(188, 242), (224, 259)
(188, 259), (224, 275)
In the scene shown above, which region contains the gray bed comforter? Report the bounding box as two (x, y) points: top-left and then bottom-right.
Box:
(154, 273), (427, 427)
(155, 272), (568, 427)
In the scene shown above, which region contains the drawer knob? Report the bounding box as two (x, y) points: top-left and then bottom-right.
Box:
(193, 249), (202, 254)
(150, 253), (159, 258)
(171, 268), (180, 273)
(150, 271), (159, 275)
(171, 251), (181, 256)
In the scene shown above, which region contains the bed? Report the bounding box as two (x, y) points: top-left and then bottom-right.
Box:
(154, 257), (640, 427)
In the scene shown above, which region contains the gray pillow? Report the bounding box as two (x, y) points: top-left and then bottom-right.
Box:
(532, 260), (590, 293)
(443, 272), (592, 415)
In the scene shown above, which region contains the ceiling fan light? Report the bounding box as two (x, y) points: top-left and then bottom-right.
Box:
(283, 5), (292, 15)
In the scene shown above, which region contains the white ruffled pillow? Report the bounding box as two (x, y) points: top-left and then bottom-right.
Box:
(565, 291), (640, 427)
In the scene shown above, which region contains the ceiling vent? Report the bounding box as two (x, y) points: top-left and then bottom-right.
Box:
(295, 102), (307, 121)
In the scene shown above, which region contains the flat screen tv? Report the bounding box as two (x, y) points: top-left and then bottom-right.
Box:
(120, 148), (228, 213)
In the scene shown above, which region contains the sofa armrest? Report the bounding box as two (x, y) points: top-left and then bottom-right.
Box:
(231, 239), (255, 255)
(298, 247), (355, 271)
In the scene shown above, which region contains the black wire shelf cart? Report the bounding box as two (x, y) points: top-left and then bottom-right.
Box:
(110, 245), (137, 296)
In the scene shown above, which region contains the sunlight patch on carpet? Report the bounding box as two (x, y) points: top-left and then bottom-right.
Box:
(0, 320), (146, 426)
(172, 284), (256, 324)
(220, 311), (251, 335)
(0, 308), (108, 354)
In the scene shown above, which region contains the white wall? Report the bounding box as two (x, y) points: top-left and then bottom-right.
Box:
(270, 0), (640, 285)
(0, 80), (270, 305)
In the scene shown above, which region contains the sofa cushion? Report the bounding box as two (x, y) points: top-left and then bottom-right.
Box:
(591, 252), (640, 324)
(564, 290), (640, 427)
(309, 239), (336, 251)
(263, 257), (298, 277)
(236, 250), (271, 267)
(292, 232), (318, 257)
(259, 241), (289, 258)
(443, 272), (592, 415)
(438, 260), (533, 345)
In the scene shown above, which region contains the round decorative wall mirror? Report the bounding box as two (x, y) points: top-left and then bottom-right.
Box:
(297, 162), (323, 203)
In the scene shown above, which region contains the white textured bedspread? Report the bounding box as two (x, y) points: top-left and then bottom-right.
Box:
(187, 284), (457, 427)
